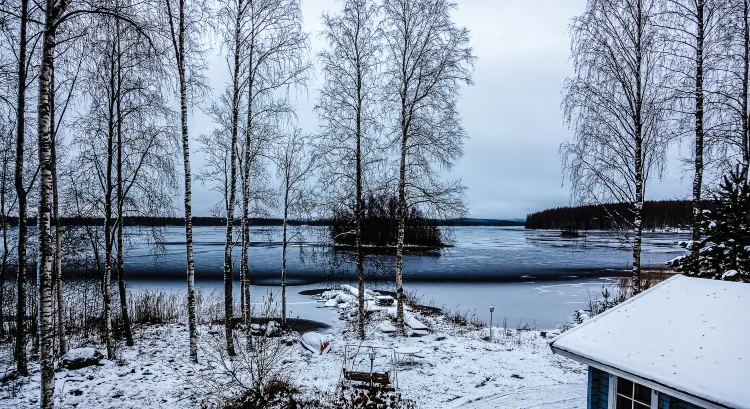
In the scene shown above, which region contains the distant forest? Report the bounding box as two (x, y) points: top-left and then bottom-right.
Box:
(331, 194), (444, 248)
(525, 200), (714, 230)
(0, 216), (523, 228)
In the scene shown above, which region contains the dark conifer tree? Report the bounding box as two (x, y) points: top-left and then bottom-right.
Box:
(670, 167), (750, 281)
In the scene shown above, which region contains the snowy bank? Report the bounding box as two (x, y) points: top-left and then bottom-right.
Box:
(0, 286), (587, 409)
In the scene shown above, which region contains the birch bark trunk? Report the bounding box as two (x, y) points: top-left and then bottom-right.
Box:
(355, 42), (365, 340)
(176, 0), (199, 363)
(222, 4), (243, 356)
(743, 1), (749, 183)
(115, 26), (134, 346)
(241, 69), (254, 324)
(0, 153), (7, 339)
(14, 0), (29, 376)
(281, 183), (288, 324)
(103, 40), (116, 359)
(50, 60), (67, 356)
(690, 0), (705, 273)
(395, 126), (407, 334)
(37, 0), (61, 403)
(632, 0), (645, 294)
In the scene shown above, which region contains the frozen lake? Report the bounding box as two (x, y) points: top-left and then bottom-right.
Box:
(116, 225), (686, 281)
(119, 225), (686, 329)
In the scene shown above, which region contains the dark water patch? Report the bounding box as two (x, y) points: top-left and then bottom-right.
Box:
(281, 318), (331, 333)
(41, 264), (638, 283)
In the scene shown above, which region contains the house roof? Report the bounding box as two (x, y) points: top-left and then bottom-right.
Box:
(549, 275), (750, 409)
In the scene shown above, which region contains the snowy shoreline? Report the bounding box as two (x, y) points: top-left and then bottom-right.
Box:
(0, 285), (588, 408)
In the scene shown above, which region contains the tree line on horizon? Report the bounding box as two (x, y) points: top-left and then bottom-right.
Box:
(525, 200), (713, 231)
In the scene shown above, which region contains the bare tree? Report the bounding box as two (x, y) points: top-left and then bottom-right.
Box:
(271, 128), (315, 324)
(77, 17), (119, 359)
(239, 0), (309, 324)
(316, 0), (383, 340)
(49, 54), (66, 356)
(113, 1), (176, 349)
(714, 1), (750, 182)
(163, 0), (209, 363)
(383, 0), (474, 332)
(662, 0), (732, 272)
(36, 0), (65, 403)
(13, 0), (30, 376)
(0, 116), (17, 342)
(215, 0), (253, 356)
(561, 0), (673, 294)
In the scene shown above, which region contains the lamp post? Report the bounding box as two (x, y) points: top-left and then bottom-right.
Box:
(368, 349), (376, 387)
(489, 305), (495, 341)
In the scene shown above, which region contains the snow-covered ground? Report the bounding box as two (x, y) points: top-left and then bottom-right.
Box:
(0, 287), (587, 409)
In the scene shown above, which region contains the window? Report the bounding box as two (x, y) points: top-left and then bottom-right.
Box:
(608, 375), (657, 409)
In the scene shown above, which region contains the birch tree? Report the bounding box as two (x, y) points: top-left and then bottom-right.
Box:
(383, 0), (474, 332)
(238, 0), (309, 324)
(0, 108), (16, 344)
(36, 0), (66, 403)
(77, 18), (121, 358)
(162, 0), (209, 363)
(74, 6), (175, 355)
(662, 0), (732, 273)
(214, 0), (254, 356)
(0, 0), (40, 375)
(716, 1), (750, 182)
(114, 1), (176, 349)
(561, 0), (673, 294)
(272, 128), (315, 324)
(316, 0), (383, 340)
(14, 0), (31, 376)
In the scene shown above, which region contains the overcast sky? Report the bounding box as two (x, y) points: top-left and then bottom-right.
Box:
(187, 0), (693, 220)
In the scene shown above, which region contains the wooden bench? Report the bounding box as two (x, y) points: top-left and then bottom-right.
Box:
(343, 370), (394, 391)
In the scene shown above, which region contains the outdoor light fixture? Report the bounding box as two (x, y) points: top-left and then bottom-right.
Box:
(368, 349), (376, 387)
(489, 305), (495, 341)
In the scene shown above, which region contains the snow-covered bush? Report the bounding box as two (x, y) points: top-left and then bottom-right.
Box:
(561, 286), (627, 332)
(581, 287), (626, 321)
(184, 329), (294, 408)
(667, 168), (750, 282)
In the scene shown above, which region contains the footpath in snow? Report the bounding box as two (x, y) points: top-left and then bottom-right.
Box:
(0, 285), (587, 408)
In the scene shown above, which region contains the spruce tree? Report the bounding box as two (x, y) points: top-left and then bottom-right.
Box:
(670, 167), (750, 281)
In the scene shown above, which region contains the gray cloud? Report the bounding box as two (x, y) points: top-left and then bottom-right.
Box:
(188, 0), (691, 219)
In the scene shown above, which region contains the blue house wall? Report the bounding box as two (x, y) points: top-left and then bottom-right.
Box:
(588, 367), (609, 409)
(657, 394), (703, 409)
(586, 366), (704, 409)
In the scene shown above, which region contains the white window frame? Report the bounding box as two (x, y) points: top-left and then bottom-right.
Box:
(608, 374), (658, 409)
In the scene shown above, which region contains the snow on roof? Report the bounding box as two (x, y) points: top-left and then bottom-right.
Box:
(550, 275), (750, 409)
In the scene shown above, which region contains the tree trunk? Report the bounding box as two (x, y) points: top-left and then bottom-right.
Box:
(50, 57), (67, 356)
(395, 125), (408, 335)
(222, 8), (243, 356)
(281, 183), (289, 324)
(37, 4), (59, 405)
(632, 0), (644, 295)
(743, 0), (750, 183)
(355, 64), (365, 340)
(690, 0), (705, 272)
(115, 26), (134, 346)
(103, 41), (116, 359)
(14, 0), (29, 376)
(241, 71), (254, 324)
(0, 152), (8, 339)
(177, 0), (199, 363)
